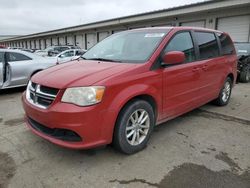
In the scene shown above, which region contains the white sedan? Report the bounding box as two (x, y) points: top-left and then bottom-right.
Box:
(0, 49), (57, 89)
(54, 49), (87, 63)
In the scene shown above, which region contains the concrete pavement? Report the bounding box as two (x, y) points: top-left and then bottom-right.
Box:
(0, 84), (249, 188)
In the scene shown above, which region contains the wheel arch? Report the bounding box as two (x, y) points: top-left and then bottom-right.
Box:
(30, 69), (43, 79)
(104, 84), (161, 144)
(227, 73), (234, 83)
(117, 94), (158, 122)
(110, 84), (161, 124)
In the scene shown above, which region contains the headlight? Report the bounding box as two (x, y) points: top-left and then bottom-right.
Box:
(61, 86), (105, 106)
(26, 81), (32, 100)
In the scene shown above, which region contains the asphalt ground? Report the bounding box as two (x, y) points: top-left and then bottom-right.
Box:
(0, 83), (249, 188)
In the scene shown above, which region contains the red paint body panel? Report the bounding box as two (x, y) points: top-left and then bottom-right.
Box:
(22, 27), (237, 149)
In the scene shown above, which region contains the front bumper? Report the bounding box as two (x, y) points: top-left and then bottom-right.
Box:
(22, 92), (116, 149)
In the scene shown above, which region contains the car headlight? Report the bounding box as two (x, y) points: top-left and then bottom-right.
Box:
(61, 86), (105, 106)
(26, 81), (32, 100)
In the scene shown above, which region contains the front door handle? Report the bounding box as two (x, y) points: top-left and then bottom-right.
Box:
(202, 65), (208, 71)
(192, 67), (200, 72)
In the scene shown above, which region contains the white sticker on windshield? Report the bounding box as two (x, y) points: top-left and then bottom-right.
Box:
(238, 50), (248, 53)
(144, 33), (165, 38)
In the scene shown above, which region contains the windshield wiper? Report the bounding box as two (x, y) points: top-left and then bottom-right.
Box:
(78, 56), (86, 60)
(85, 58), (121, 62)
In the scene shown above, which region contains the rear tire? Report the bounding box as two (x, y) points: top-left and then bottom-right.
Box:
(113, 100), (155, 154)
(239, 66), (250, 83)
(213, 77), (232, 106)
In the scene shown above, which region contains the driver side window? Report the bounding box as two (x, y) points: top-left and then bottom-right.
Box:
(164, 32), (195, 63)
(61, 51), (74, 57)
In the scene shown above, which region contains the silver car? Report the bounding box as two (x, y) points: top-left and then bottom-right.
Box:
(51, 49), (87, 63)
(0, 49), (57, 89)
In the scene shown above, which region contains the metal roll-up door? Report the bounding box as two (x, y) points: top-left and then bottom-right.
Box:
(46, 38), (51, 47)
(59, 36), (65, 45)
(112, 30), (125, 34)
(66, 36), (74, 45)
(31, 40), (35, 49)
(35, 40), (40, 49)
(41, 39), (46, 49)
(52, 38), (58, 46)
(86, 33), (96, 49)
(98, 31), (109, 42)
(217, 15), (250, 42)
(76, 35), (85, 49)
(27, 41), (31, 49)
(180, 20), (205, 27)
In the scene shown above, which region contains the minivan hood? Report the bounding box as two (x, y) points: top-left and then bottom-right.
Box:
(32, 60), (138, 89)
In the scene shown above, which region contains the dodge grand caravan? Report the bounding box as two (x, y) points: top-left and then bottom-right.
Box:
(22, 27), (237, 154)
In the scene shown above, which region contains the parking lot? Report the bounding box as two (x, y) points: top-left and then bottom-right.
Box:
(0, 83), (249, 188)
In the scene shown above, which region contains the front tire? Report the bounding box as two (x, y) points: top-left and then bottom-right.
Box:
(113, 100), (155, 154)
(213, 77), (232, 106)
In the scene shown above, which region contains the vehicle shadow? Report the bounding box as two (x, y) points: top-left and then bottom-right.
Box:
(0, 87), (26, 96)
(29, 109), (196, 159)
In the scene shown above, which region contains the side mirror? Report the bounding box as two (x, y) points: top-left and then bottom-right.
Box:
(162, 51), (185, 65)
(71, 56), (80, 61)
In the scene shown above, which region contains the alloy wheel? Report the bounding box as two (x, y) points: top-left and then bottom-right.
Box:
(126, 109), (150, 146)
(221, 81), (231, 103)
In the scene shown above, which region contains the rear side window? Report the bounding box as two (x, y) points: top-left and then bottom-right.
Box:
(164, 32), (195, 62)
(54, 47), (61, 51)
(59, 47), (69, 52)
(8, 52), (31, 62)
(195, 32), (219, 59)
(217, 33), (235, 55)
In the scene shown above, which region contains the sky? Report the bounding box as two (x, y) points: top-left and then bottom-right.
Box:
(0, 0), (204, 35)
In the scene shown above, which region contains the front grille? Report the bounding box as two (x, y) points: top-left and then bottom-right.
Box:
(40, 85), (58, 96)
(26, 81), (59, 109)
(28, 117), (82, 142)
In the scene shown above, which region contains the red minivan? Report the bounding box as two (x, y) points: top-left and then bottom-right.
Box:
(22, 27), (237, 154)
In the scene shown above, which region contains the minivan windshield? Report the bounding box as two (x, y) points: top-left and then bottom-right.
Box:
(82, 30), (170, 63)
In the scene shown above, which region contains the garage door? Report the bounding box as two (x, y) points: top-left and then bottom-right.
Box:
(40, 39), (46, 50)
(86, 33), (96, 49)
(46, 38), (51, 47)
(180, 20), (205, 27)
(52, 38), (58, 46)
(59, 37), (65, 45)
(31, 40), (35, 49)
(66, 36), (74, 45)
(35, 40), (40, 49)
(98, 31), (109, 42)
(27, 41), (31, 49)
(76, 35), (85, 49)
(217, 15), (250, 42)
(112, 30), (126, 34)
